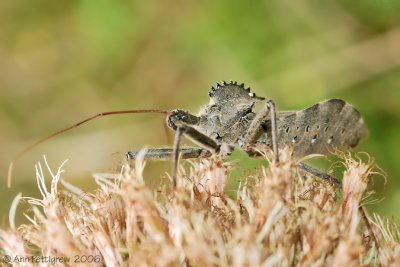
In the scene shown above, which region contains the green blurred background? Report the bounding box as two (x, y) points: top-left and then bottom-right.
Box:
(1, 0), (400, 226)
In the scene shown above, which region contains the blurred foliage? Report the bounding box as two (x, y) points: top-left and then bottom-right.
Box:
(1, 0), (400, 225)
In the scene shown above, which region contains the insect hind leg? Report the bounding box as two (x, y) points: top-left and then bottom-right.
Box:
(297, 161), (379, 249)
(298, 162), (342, 188)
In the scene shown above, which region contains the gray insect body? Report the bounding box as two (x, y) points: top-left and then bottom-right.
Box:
(168, 81), (367, 160)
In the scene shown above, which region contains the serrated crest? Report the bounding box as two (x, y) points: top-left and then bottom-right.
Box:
(208, 81), (265, 104)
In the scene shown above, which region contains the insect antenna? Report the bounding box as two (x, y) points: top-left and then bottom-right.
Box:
(8, 109), (171, 188)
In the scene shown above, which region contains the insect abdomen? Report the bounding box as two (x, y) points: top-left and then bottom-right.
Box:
(276, 99), (368, 158)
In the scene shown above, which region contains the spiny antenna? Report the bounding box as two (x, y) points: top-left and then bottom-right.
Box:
(8, 109), (171, 188)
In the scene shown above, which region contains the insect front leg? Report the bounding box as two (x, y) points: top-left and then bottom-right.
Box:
(171, 124), (222, 187)
(126, 110), (207, 161)
(167, 109), (200, 130)
(128, 108), (220, 188)
(126, 146), (212, 188)
(126, 147), (212, 160)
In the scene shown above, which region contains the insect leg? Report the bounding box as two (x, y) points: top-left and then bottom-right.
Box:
(126, 147), (212, 160)
(241, 100), (279, 163)
(298, 162), (342, 188)
(359, 206), (380, 251)
(167, 109), (200, 130)
(298, 162), (379, 250)
(268, 100), (279, 163)
(172, 126), (186, 188)
(128, 120), (218, 188)
(241, 102), (271, 150)
(170, 125), (220, 187)
(178, 125), (220, 152)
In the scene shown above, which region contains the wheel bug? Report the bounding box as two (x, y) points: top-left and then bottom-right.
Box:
(9, 81), (367, 188)
(8, 80), (376, 246)
(125, 81), (367, 188)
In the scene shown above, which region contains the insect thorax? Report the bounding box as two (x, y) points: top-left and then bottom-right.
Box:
(195, 106), (256, 145)
(195, 81), (265, 146)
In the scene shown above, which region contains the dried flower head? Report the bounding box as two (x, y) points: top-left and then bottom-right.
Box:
(0, 150), (398, 266)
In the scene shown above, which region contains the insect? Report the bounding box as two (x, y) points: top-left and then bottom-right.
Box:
(9, 81), (367, 189)
(126, 81), (368, 187)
